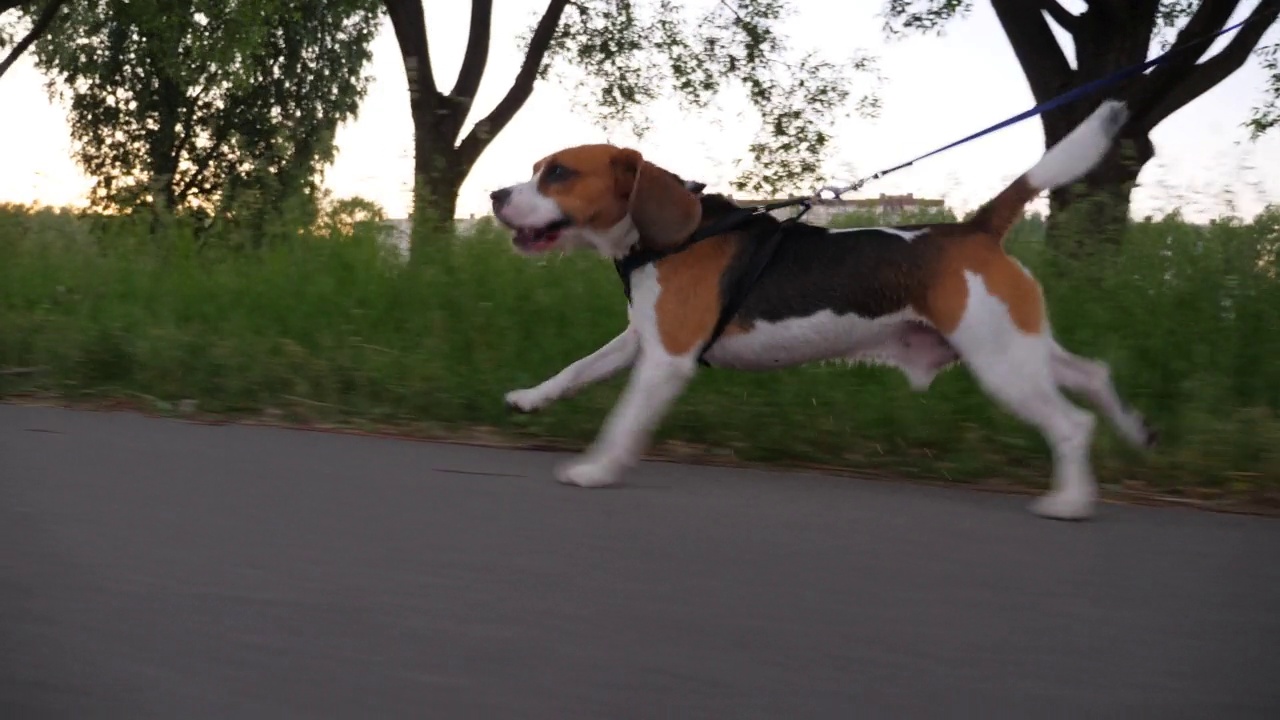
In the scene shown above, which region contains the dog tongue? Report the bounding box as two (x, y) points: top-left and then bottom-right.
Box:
(516, 228), (559, 250)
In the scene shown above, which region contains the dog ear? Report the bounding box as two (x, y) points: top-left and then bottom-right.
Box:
(611, 148), (702, 249)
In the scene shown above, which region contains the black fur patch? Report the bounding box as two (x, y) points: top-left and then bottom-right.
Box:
(698, 194), (938, 323)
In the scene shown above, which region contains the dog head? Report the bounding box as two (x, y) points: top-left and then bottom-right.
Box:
(489, 144), (704, 259)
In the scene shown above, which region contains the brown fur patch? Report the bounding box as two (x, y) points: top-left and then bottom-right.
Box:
(981, 254), (1045, 335)
(653, 234), (740, 355)
(610, 150), (702, 249)
(532, 145), (632, 232)
(917, 232), (1044, 336)
(968, 175), (1037, 240)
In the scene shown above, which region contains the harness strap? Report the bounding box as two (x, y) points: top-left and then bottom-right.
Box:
(613, 198), (810, 365)
(696, 218), (792, 366)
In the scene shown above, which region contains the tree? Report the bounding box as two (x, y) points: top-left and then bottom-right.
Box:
(383, 0), (878, 258)
(0, 0), (67, 82)
(317, 193), (388, 236)
(883, 0), (1280, 253)
(33, 0), (381, 231)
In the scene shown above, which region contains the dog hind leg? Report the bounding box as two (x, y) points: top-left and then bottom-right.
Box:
(947, 278), (1100, 520)
(1049, 342), (1157, 450)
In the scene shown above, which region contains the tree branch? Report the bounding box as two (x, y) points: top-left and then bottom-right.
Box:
(1037, 0), (1081, 33)
(384, 0), (440, 103)
(0, 0), (66, 81)
(449, 0), (492, 104)
(990, 0), (1077, 103)
(1089, 0), (1160, 27)
(457, 0), (569, 170)
(1141, 0), (1280, 129)
(1141, 0), (1239, 108)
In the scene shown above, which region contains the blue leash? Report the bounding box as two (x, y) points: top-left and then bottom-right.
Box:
(818, 15), (1255, 199)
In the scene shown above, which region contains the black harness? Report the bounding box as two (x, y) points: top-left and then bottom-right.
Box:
(613, 198), (812, 366)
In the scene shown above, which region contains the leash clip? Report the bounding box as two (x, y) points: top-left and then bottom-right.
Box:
(815, 185), (847, 202)
(814, 180), (866, 203)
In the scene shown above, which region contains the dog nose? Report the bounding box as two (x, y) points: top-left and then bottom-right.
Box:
(490, 187), (512, 205)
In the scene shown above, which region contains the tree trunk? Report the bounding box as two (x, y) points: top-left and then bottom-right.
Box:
(405, 95), (470, 262)
(1044, 129), (1153, 256)
(408, 148), (465, 263)
(148, 74), (183, 217)
(413, 171), (461, 226)
(385, 0), (568, 260)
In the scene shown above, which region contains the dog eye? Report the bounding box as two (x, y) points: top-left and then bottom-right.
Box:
(543, 163), (572, 183)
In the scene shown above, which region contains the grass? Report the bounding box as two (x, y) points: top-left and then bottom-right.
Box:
(2, 201), (1279, 506)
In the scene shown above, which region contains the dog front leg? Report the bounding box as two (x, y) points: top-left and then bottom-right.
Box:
(556, 349), (697, 488)
(505, 328), (639, 413)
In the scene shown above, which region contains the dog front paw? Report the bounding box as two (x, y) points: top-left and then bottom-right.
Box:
(505, 387), (549, 413)
(555, 456), (622, 489)
(1030, 488), (1097, 521)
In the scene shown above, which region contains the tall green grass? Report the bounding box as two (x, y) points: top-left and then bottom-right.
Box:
(2, 201), (1278, 498)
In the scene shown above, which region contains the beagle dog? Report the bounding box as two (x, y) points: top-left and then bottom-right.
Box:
(490, 100), (1154, 520)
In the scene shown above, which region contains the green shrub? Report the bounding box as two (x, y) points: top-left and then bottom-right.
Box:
(2, 201), (1278, 497)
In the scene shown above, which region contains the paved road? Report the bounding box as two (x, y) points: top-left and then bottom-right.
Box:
(2, 404), (1279, 719)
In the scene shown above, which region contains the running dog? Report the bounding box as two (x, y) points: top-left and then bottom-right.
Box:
(489, 100), (1153, 520)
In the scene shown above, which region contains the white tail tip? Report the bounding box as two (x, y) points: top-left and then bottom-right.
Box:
(1025, 100), (1130, 192)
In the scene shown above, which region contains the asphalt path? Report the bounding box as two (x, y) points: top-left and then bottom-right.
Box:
(2, 404), (1279, 719)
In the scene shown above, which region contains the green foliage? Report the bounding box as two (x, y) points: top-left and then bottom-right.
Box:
(1249, 41), (1280, 137)
(0, 1), (34, 45)
(316, 193), (388, 237)
(880, 0), (971, 37)
(541, 0), (880, 197)
(32, 0), (380, 219)
(0, 5), (19, 48)
(3, 201), (1279, 499)
(828, 205), (959, 228)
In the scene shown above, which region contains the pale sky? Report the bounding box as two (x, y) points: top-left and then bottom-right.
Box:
(2, 1), (1277, 222)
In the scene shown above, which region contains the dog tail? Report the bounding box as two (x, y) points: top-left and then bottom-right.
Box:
(968, 99), (1130, 242)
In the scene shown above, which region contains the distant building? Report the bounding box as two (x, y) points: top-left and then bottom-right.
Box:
(381, 193), (951, 254)
(729, 193), (948, 226)
(453, 215), (484, 234)
(383, 218), (412, 256)
(381, 214), (490, 256)
(843, 193), (947, 217)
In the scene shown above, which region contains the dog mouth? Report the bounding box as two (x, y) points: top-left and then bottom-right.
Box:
(511, 219), (571, 252)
